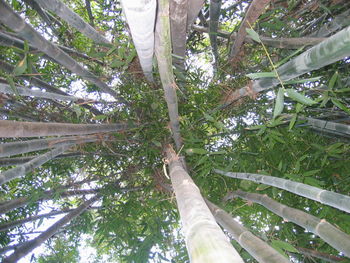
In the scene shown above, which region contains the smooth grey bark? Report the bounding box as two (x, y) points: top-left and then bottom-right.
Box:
(0, 152), (84, 167)
(0, 185), (141, 214)
(0, 134), (103, 158)
(209, 0), (222, 70)
(0, 206), (100, 232)
(0, 144), (72, 186)
(0, 189), (97, 215)
(187, 0), (205, 30)
(120, 0), (156, 82)
(0, 120), (129, 138)
(33, 0), (110, 44)
(230, 190), (350, 257)
(166, 146), (244, 263)
(206, 200), (291, 263)
(214, 170), (350, 213)
(0, 1), (122, 102)
(192, 25), (325, 49)
(22, 0), (61, 37)
(170, 0), (188, 71)
(296, 247), (346, 263)
(0, 30), (104, 65)
(0, 83), (82, 102)
(229, 0), (271, 61)
(0, 60), (103, 116)
(306, 118), (350, 136)
(155, 0), (183, 150)
(226, 25), (350, 103)
(0, 108), (39, 122)
(2, 195), (100, 263)
(309, 9), (350, 37)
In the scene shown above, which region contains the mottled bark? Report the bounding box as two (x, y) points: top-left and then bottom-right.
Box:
(230, 190), (350, 257)
(206, 200), (291, 263)
(0, 120), (129, 138)
(215, 170), (350, 213)
(166, 145), (243, 263)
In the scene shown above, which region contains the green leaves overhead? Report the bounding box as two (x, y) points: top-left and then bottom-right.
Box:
(273, 88), (284, 119)
(285, 89), (317, 106)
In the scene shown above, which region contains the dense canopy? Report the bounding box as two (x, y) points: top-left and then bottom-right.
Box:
(0, 0), (350, 262)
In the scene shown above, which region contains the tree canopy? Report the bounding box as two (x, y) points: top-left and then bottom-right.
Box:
(0, 0), (350, 262)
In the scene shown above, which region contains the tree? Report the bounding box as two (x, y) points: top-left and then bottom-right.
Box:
(0, 0), (350, 262)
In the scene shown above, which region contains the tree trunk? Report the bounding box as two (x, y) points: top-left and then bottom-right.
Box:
(229, 0), (271, 63)
(0, 144), (72, 186)
(224, 25), (350, 104)
(33, 0), (110, 44)
(0, 189), (97, 215)
(206, 200), (291, 263)
(0, 134), (103, 158)
(0, 0), (122, 102)
(0, 120), (129, 138)
(120, 0), (156, 82)
(209, 0), (222, 70)
(155, 0), (183, 150)
(0, 152), (84, 167)
(0, 59), (103, 116)
(0, 83), (82, 102)
(166, 145), (244, 263)
(2, 195), (100, 263)
(0, 206), (100, 232)
(231, 190), (350, 257)
(215, 169), (350, 213)
(192, 25), (325, 49)
(187, 0), (205, 30)
(170, 0), (188, 71)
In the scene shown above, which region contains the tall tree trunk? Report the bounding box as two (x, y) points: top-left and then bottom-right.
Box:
(166, 145), (244, 263)
(306, 117), (350, 136)
(224, 25), (350, 104)
(0, 207), (100, 232)
(206, 200), (291, 263)
(209, 0), (222, 71)
(192, 25), (325, 49)
(155, 0), (183, 150)
(187, 0), (205, 30)
(230, 190), (350, 257)
(33, 0), (110, 44)
(0, 152), (84, 167)
(0, 59), (103, 116)
(229, 0), (271, 64)
(0, 83), (82, 102)
(0, 120), (129, 138)
(0, 0), (123, 102)
(120, 0), (156, 82)
(309, 9), (350, 37)
(2, 195), (100, 263)
(0, 144), (72, 186)
(170, 0), (188, 71)
(0, 189), (97, 215)
(0, 134), (104, 158)
(215, 169), (350, 213)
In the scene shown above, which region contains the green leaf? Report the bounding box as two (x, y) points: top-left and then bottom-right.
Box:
(288, 114), (297, 130)
(110, 59), (124, 68)
(331, 98), (350, 114)
(245, 28), (261, 43)
(186, 148), (208, 155)
(303, 169), (320, 177)
(273, 88), (284, 119)
(256, 184), (271, 191)
(246, 72), (276, 80)
(13, 55), (27, 76)
(328, 71), (338, 90)
(106, 46), (118, 56)
(283, 76), (321, 85)
(285, 89), (317, 106)
(271, 240), (298, 253)
(93, 115), (107, 120)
